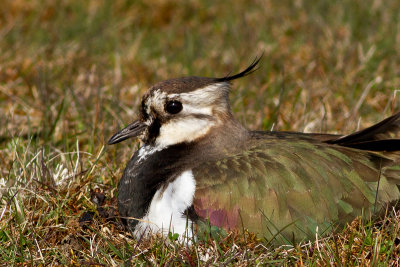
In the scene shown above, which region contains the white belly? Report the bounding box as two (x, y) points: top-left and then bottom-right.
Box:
(133, 170), (196, 240)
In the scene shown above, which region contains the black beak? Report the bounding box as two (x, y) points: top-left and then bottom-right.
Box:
(108, 120), (147, 145)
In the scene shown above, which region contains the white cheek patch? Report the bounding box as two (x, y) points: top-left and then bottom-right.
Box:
(169, 83), (229, 105)
(133, 170), (196, 239)
(182, 104), (213, 117)
(156, 117), (216, 147)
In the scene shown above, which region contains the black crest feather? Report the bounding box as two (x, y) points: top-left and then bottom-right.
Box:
(215, 54), (263, 82)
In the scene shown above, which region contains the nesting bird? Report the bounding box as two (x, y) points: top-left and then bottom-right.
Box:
(108, 58), (400, 244)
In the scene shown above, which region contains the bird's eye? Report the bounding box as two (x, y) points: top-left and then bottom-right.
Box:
(165, 100), (183, 114)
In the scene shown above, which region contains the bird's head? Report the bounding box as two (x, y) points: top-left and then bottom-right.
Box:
(108, 57), (261, 148)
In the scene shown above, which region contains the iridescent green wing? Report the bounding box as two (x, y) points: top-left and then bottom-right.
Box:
(193, 137), (400, 244)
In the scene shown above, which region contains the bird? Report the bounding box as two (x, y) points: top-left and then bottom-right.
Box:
(108, 57), (400, 245)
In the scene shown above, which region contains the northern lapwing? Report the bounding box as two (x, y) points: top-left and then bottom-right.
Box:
(108, 57), (400, 244)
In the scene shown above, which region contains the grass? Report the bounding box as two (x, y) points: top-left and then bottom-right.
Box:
(1, 0), (400, 265)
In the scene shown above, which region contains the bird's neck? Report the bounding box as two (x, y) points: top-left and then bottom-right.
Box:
(194, 115), (250, 156)
(118, 142), (198, 229)
(118, 115), (248, 230)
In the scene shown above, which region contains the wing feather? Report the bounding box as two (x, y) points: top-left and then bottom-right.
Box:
(193, 137), (400, 244)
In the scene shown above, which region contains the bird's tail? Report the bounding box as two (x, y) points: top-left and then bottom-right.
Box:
(326, 112), (400, 152)
(326, 112), (400, 186)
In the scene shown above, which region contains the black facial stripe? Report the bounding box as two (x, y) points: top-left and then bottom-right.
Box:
(140, 99), (149, 121)
(191, 113), (214, 121)
(147, 118), (161, 144)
